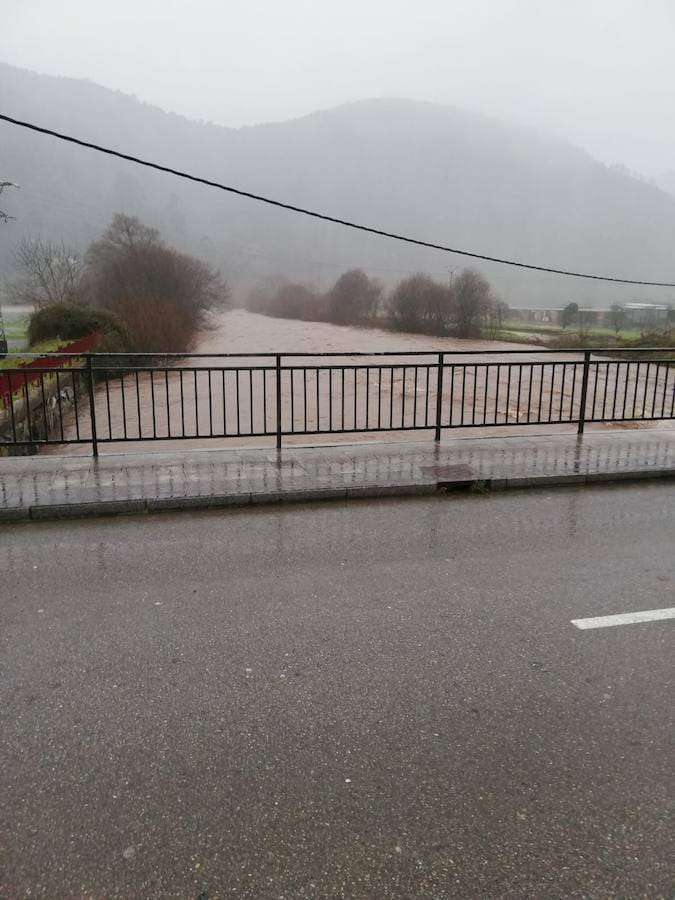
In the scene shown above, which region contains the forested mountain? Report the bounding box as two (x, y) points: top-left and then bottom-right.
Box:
(2, 61), (675, 306)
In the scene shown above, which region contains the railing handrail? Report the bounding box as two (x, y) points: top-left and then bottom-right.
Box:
(2, 346), (674, 359)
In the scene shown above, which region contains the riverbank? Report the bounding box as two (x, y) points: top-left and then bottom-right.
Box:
(32, 310), (674, 456)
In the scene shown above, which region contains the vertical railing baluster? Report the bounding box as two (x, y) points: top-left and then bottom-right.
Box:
(121, 371), (128, 439)
(434, 352), (444, 441)
(248, 370), (253, 435)
(577, 350), (591, 435)
(106, 370), (113, 439)
(291, 368), (296, 434)
(39, 372), (48, 442)
(483, 365), (489, 424)
(611, 362), (619, 421)
(389, 367), (394, 429)
(660, 364), (669, 417)
(22, 373), (33, 444)
(150, 370), (157, 438)
(353, 367), (358, 431)
(86, 354), (98, 457)
(515, 364), (522, 424)
(631, 362), (641, 419)
(208, 369), (214, 436)
(570, 364), (577, 422)
(651, 363), (660, 418)
(460, 364), (467, 425)
(8, 371), (18, 443)
(341, 367), (345, 430)
(165, 369), (171, 438)
(54, 369), (64, 440)
(135, 370), (142, 439)
(221, 369), (226, 436)
(548, 363), (556, 423)
(525, 364), (533, 424)
(641, 363), (651, 420)
(72, 366), (81, 440)
(495, 363), (501, 424)
(179, 370), (185, 436)
(413, 366), (418, 428)
(621, 363), (631, 419)
(276, 354), (282, 449)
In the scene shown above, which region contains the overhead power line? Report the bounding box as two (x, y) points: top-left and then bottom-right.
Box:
(2, 111), (675, 288)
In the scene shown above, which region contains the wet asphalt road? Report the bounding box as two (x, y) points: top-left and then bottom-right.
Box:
(1, 483), (673, 899)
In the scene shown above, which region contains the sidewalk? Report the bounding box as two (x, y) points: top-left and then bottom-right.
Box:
(1, 429), (674, 522)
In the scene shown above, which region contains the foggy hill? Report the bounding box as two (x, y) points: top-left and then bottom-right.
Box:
(654, 171), (675, 198)
(2, 61), (675, 307)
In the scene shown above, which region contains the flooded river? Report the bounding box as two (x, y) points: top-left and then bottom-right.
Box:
(48, 310), (669, 454)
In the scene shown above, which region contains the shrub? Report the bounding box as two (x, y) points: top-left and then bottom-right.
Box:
(256, 282), (327, 321)
(28, 302), (130, 349)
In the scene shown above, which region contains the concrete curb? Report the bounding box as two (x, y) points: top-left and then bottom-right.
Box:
(1, 467), (673, 524)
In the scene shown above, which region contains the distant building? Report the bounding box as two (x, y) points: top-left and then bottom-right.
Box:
(508, 302), (670, 328)
(508, 307), (563, 324)
(621, 303), (668, 326)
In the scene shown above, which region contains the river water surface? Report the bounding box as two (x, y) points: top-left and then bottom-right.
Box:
(49, 310), (667, 454)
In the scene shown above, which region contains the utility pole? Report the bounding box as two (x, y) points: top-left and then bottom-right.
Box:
(0, 181), (19, 224)
(447, 266), (457, 290)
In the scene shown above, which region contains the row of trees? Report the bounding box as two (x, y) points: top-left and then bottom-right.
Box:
(7, 214), (229, 352)
(247, 267), (498, 338)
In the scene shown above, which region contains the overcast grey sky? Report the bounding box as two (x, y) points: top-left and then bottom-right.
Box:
(2, 0), (674, 175)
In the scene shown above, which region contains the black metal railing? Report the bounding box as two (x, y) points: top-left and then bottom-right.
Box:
(1, 348), (674, 455)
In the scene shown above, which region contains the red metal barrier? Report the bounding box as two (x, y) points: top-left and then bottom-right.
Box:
(0, 332), (101, 408)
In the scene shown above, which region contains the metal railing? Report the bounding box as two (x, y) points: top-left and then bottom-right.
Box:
(1, 348), (674, 455)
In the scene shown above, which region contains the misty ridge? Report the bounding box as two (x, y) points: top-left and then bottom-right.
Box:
(2, 60), (675, 309)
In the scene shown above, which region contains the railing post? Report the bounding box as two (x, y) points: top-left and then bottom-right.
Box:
(434, 351), (445, 441)
(577, 350), (591, 435)
(86, 354), (98, 457)
(275, 354), (282, 450)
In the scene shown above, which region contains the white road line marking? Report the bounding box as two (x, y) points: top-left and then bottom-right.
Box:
(571, 607), (675, 630)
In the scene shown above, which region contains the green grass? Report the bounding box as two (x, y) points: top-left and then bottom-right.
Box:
(501, 319), (645, 341)
(502, 320), (561, 335)
(2, 311), (29, 350)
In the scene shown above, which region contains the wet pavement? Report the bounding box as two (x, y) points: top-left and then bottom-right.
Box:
(1, 428), (675, 520)
(1, 485), (673, 898)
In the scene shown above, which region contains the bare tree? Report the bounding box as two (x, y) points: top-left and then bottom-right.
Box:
(327, 269), (382, 325)
(6, 237), (85, 307)
(452, 268), (493, 338)
(609, 303), (626, 335)
(389, 274), (451, 333)
(86, 214), (230, 352)
(561, 302), (579, 329)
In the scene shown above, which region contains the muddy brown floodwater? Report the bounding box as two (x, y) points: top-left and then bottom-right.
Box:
(48, 310), (668, 455)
